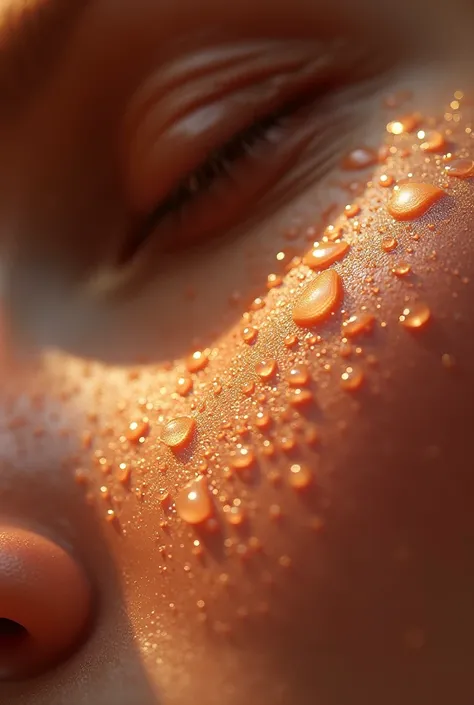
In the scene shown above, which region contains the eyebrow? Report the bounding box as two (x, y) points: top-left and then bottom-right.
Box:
(0, 0), (88, 116)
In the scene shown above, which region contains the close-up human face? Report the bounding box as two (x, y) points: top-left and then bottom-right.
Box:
(0, 1), (474, 704)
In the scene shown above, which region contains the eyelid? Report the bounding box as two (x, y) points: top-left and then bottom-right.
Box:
(122, 41), (345, 213)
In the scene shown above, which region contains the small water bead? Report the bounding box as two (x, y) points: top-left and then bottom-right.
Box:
(342, 313), (375, 338)
(256, 359), (278, 380)
(340, 365), (365, 391)
(242, 380), (255, 396)
(126, 419), (150, 444)
(175, 477), (213, 525)
(302, 240), (349, 270)
(284, 333), (298, 348)
(289, 388), (313, 407)
(379, 174), (394, 188)
(386, 113), (421, 135)
(399, 302), (431, 329)
(250, 297), (265, 310)
(382, 236), (398, 252)
(392, 263), (412, 277)
(387, 183), (445, 221)
(267, 273), (282, 289)
(231, 446), (255, 470)
(176, 376), (193, 396)
(288, 463), (313, 490)
(444, 158), (474, 178)
(254, 410), (271, 429)
(161, 416), (196, 449)
(280, 435), (296, 452)
(342, 147), (378, 170)
(441, 353), (456, 369)
(292, 270), (343, 327)
(344, 203), (360, 218)
(278, 555), (292, 569)
(269, 504), (283, 521)
(241, 326), (258, 344)
(186, 350), (209, 373)
(224, 504), (246, 526)
(418, 130), (447, 153)
(287, 365), (310, 387)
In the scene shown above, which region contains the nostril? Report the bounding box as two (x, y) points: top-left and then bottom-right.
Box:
(0, 618), (29, 649)
(0, 527), (92, 681)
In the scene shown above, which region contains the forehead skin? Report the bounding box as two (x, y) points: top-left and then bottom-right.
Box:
(0, 2), (474, 705)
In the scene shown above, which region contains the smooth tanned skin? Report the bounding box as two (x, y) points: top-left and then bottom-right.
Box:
(0, 1), (474, 704)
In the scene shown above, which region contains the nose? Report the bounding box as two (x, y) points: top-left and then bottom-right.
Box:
(0, 526), (92, 680)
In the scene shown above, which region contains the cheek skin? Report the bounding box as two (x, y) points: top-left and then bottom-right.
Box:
(2, 86), (474, 705)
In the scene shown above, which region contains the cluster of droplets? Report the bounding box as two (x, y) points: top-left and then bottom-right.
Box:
(70, 86), (473, 634)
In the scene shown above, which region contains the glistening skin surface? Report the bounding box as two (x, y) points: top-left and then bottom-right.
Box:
(0, 1), (474, 704)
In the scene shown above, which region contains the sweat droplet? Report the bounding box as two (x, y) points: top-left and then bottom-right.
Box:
(175, 477), (213, 525)
(392, 263), (411, 277)
(231, 446), (255, 470)
(224, 504), (246, 526)
(399, 303), (431, 329)
(289, 389), (313, 407)
(342, 147), (378, 170)
(303, 240), (349, 270)
(161, 416), (196, 449)
(386, 113), (421, 135)
(288, 463), (313, 490)
(176, 376), (193, 396)
(419, 130), (447, 153)
(126, 419), (150, 443)
(387, 183), (444, 221)
(340, 365), (364, 391)
(256, 359), (277, 380)
(287, 365), (310, 387)
(342, 313), (375, 338)
(186, 350), (209, 373)
(241, 326), (258, 344)
(292, 270), (342, 327)
(444, 159), (474, 178)
(379, 174), (394, 188)
(382, 236), (398, 252)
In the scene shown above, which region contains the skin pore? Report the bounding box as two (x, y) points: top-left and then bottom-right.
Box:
(1, 1), (474, 704)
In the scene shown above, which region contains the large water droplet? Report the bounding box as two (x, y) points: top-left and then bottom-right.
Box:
(303, 241), (349, 270)
(444, 158), (474, 178)
(292, 270), (342, 327)
(255, 359), (277, 380)
(418, 130), (447, 153)
(399, 303), (431, 329)
(387, 183), (444, 221)
(175, 477), (213, 525)
(161, 416), (196, 449)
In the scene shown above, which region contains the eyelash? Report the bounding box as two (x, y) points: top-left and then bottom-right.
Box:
(147, 108), (289, 223)
(120, 103), (295, 265)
